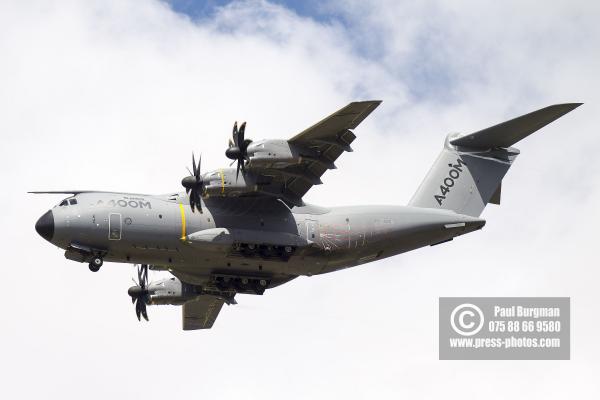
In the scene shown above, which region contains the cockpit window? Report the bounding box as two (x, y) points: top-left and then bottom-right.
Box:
(58, 197), (76, 207)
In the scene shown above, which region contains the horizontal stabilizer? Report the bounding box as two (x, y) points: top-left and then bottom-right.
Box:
(450, 103), (582, 149)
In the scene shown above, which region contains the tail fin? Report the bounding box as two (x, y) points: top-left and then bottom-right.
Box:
(409, 103), (582, 217)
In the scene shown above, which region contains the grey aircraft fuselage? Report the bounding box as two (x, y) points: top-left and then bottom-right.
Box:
(33, 101), (580, 328)
(39, 186), (484, 288)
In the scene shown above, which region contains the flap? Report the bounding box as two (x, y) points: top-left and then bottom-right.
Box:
(182, 296), (226, 330)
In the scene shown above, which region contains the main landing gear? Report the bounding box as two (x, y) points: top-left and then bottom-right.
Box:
(234, 243), (296, 261)
(88, 256), (103, 272)
(214, 274), (270, 295)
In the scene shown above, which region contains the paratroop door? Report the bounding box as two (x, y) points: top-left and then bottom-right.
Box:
(109, 213), (122, 240)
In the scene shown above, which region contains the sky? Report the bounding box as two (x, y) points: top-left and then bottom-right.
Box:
(1, 0), (599, 398)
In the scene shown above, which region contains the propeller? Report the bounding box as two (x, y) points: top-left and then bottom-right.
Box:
(181, 153), (204, 213)
(127, 264), (149, 321)
(225, 121), (252, 180)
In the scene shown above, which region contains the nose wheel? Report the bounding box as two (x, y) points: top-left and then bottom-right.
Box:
(89, 256), (103, 272)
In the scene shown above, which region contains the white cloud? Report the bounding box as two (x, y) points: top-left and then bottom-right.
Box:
(1, 0), (599, 398)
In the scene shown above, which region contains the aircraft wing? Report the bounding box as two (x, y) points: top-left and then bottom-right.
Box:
(182, 296), (226, 330)
(288, 100), (381, 144)
(267, 100), (381, 204)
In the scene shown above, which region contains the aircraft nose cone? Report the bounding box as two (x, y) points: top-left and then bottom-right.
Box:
(35, 210), (54, 242)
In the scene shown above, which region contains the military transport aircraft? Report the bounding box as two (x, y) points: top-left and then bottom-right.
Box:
(32, 101), (581, 330)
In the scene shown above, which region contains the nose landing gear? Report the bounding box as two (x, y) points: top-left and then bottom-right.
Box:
(64, 243), (107, 272)
(88, 256), (103, 272)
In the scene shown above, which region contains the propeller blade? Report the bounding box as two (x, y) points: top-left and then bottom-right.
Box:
(196, 154), (201, 179)
(135, 300), (141, 321)
(239, 122), (246, 144)
(136, 264), (147, 289)
(192, 153), (197, 177)
(232, 121), (238, 146)
(236, 159), (241, 181)
(190, 192), (195, 211)
(129, 266), (151, 322)
(141, 304), (149, 321)
(182, 152), (204, 214)
(242, 138), (252, 153)
(195, 191), (202, 213)
(142, 264), (148, 287)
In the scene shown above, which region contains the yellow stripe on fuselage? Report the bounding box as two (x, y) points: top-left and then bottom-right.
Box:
(179, 203), (186, 240)
(220, 169), (225, 194)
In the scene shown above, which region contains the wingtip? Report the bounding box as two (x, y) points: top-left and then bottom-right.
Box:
(553, 102), (583, 110)
(537, 103), (583, 117)
(356, 99), (382, 105)
(555, 102), (584, 115)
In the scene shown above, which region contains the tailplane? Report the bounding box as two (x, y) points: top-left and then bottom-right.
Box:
(409, 103), (582, 217)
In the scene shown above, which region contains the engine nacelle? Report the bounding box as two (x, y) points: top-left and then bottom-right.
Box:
(146, 277), (197, 306)
(199, 141), (326, 201)
(246, 139), (297, 168)
(202, 168), (262, 198)
(245, 139), (326, 169)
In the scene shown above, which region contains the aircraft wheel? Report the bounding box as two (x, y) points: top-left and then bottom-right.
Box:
(253, 279), (268, 295)
(241, 244), (255, 257)
(89, 257), (103, 272)
(259, 246), (274, 258)
(234, 278), (249, 292)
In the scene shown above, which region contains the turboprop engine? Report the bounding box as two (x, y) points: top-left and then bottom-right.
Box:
(127, 265), (198, 321)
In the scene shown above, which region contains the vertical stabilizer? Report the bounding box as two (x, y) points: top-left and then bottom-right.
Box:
(409, 103), (581, 217)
